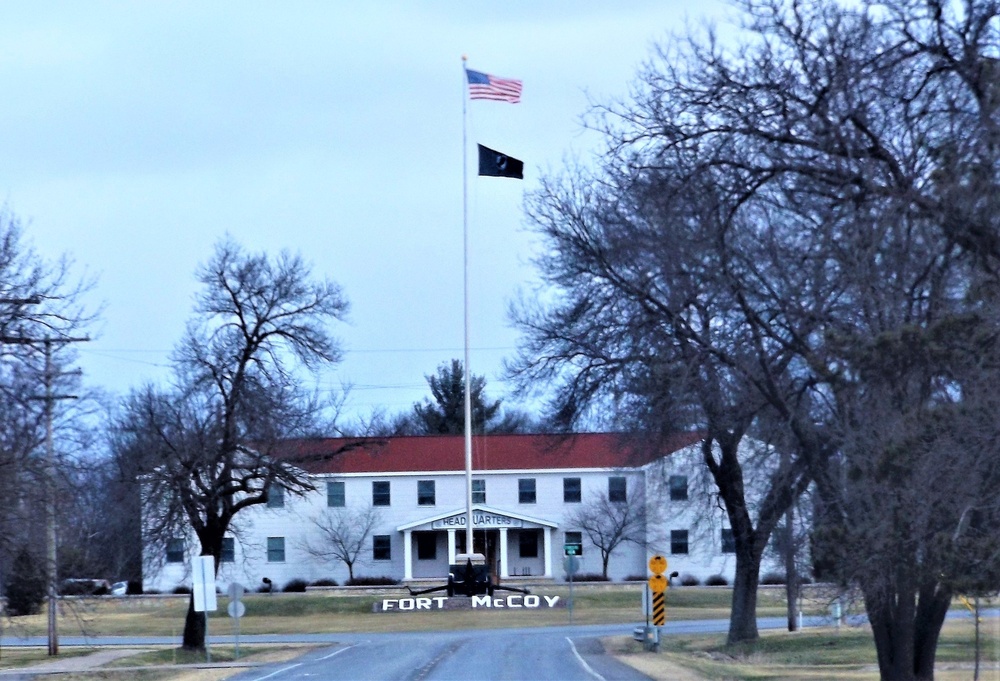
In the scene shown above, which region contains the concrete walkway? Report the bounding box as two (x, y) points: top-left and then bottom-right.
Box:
(0, 648), (257, 679)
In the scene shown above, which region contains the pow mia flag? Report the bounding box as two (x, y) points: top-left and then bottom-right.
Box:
(477, 144), (524, 179)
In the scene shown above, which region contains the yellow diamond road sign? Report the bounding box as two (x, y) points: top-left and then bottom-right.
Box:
(648, 555), (667, 575)
(648, 573), (668, 593)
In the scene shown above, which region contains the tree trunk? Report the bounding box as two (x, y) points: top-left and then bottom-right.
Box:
(181, 594), (206, 652)
(784, 507), (798, 632)
(912, 581), (951, 680)
(727, 544), (761, 644)
(864, 574), (950, 681)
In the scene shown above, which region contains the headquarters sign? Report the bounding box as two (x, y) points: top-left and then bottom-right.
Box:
(431, 512), (523, 529)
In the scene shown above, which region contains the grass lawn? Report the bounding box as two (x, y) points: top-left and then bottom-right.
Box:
(2, 583), (796, 637)
(607, 616), (1000, 680)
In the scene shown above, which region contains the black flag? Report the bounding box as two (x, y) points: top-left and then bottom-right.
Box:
(478, 144), (523, 179)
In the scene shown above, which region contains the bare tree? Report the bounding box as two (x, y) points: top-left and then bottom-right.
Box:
(558, 0), (1000, 676)
(115, 237), (351, 651)
(567, 489), (645, 580)
(0, 209), (96, 629)
(302, 504), (381, 583)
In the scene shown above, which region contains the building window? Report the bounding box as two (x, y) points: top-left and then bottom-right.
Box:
(267, 484), (285, 508)
(563, 477), (582, 503)
(519, 531), (538, 558)
(670, 530), (689, 555)
(166, 538), (184, 563)
(669, 475), (688, 501)
(417, 480), (436, 506)
(722, 529), (736, 553)
(518, 478), (536, 504)
(220, 537), (235, 563)
(267, 537), (285, 562)
(564, 531), (583, 556)
(472, 479), (486, 504)
(608, 476), (627, 503)
(327, 480), (345, 507)
(373, 535), (391, 561)
(416, 533), (437, 560)
(372, 481), (391, 506)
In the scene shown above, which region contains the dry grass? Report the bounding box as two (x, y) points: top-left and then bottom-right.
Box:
(607, 616), (1000, 680)
(5, 583), (777, 637)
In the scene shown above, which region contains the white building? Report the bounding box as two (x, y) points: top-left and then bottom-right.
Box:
(143, 432), (785, 593)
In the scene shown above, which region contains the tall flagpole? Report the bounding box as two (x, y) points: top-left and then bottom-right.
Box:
(461, 55), (475, 558)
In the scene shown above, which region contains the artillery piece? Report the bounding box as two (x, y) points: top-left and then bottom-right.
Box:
(407, 553), (530, 598)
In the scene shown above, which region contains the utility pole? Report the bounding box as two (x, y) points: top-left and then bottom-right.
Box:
(0, 327), (87, 656)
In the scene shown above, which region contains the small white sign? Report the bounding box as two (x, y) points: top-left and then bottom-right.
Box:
(192, 555), (218, 613)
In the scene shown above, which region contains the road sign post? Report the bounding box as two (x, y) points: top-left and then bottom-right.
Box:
(563, 554), (579, 625)
(227, 582), (245, 659)
(645, 555), (668, 651)
(191, 555), (217, 663)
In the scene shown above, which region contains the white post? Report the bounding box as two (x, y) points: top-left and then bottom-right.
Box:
(543, 527), (553, 578)
(499, 528), (509, 579)
(447, 529), (456, 564)
(403, 530), (413, 581)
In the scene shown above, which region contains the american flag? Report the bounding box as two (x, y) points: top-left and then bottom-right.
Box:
(466, 68), (522, 103)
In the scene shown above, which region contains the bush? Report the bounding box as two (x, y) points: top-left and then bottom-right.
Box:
(172, 585), (192, 594)
(126, 580), (143, 595)
(310, 578), (339, 587)
(705, 574), (728, 586)
(761, 572), (786, 585)
(569, 573), (609, 582)
(4, 547), (47, 616)
(282, 579), (309, 593)
(345, 576), (398, 586)
(624, 575), (647, 582)
(680, 574), (700, 586)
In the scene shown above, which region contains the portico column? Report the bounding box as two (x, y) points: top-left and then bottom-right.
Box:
(447, 529), (456, 564)
(403, 530), (412, 581)
(499, 527), (509, 579)
(543, 527), (552, 578)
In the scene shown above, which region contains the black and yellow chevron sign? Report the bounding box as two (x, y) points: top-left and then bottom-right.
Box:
(648, 554), (668, 625)
(652, 591), (666, 625)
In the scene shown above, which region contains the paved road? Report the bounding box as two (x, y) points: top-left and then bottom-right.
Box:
(223, 628), (651, 681)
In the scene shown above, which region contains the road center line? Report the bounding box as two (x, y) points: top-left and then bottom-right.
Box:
(565, 637), (605, 681)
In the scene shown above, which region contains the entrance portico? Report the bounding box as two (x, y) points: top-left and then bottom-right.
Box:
(397, 505), (558, 581)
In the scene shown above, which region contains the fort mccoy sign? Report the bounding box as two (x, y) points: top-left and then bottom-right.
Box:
(375, 594), (562, 613)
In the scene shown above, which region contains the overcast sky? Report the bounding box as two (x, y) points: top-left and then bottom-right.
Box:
(0, 1), (730, 424)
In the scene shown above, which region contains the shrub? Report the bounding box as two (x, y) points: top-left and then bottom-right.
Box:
(5, 547), (47, 616)
(282, 579), (309, 593)
(126, 580), (143, 595)
(569, 573), (609, 582)
(310, 578), (339, 587)
(680, 574), (700, 586)
(761, 572), (786, 585)
(345, 576), (398, 586)
(172, 585), (192, 594)
(624, 575), (647, 582)
(705, 574), (728, 586)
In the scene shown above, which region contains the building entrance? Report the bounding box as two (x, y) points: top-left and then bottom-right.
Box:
(456, 530), (498, 582)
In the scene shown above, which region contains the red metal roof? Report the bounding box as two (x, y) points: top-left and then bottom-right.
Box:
(275, 432), (702, 475)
